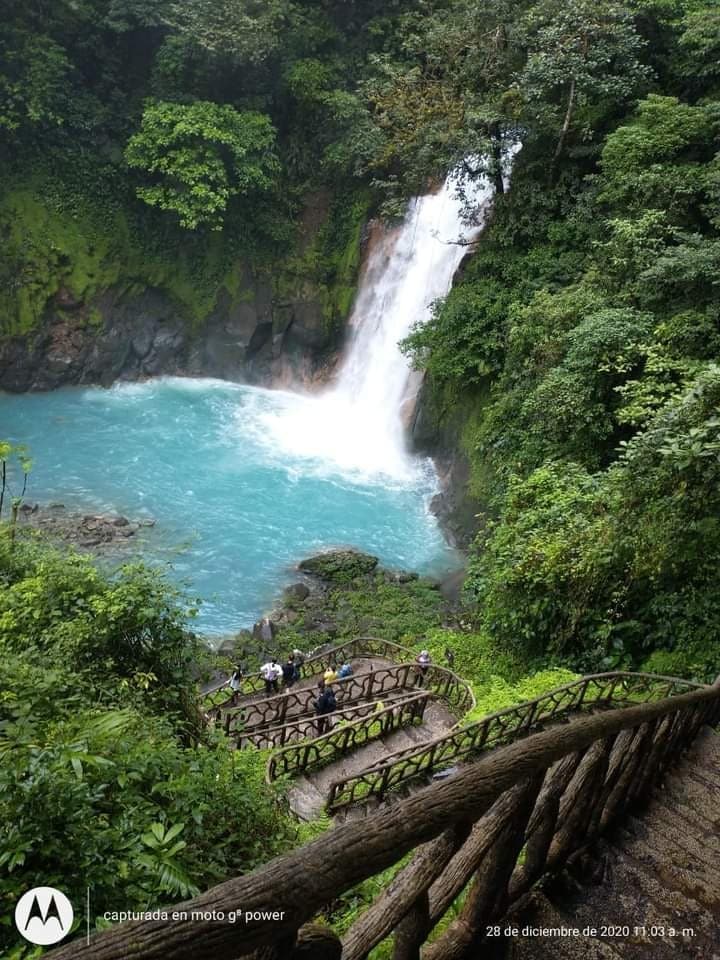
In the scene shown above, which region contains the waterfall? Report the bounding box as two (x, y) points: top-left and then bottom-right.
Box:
(249, 173), (497, 484)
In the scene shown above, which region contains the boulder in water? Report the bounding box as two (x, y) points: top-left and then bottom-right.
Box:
(15, 502), (151, 551)
(299, 549), (378, 583)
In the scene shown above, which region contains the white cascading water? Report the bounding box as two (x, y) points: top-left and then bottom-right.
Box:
(249, 172), (497, 484)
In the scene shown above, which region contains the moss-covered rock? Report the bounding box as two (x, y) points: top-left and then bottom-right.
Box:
(298, 549), (379, 583)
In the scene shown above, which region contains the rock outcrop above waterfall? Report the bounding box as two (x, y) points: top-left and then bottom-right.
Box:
(0, 190), (362, 393)
(410, 373), (486, 549)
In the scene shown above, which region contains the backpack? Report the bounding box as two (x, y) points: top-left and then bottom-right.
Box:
(316, 689), (336, 715)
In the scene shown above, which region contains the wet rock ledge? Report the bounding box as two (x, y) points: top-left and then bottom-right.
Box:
(16, 502), (155, 550)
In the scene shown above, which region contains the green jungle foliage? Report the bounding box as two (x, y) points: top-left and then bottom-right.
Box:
(396, 0), (720, 680)
(0, 0), (407, 333)
(0, 533), (294, 957)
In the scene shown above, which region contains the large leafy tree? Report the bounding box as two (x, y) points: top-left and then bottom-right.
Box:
(0, 31), (73, 137)
(364, 0), (527, 199)
(124, 99), (279, 229)
(517, 0), (653, 161)
(162, 0), (288, 66)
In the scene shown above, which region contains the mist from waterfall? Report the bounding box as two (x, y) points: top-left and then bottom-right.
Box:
(246, 174), (496, 484)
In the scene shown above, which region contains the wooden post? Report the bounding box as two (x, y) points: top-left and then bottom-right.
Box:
(343, 826), (468, 960)
(424, 776), (543, 960)
(392, 891), (429, 960)
(546, 737), (612, 871)
(508, 751), (582, 900)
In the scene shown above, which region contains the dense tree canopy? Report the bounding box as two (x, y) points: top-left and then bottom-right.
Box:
(0, 533), (294, 956)
(124, 100), (279, 228)
(400, 0), (720, 679)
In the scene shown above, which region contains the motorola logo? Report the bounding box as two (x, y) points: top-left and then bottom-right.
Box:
(14, 886), (74, 945)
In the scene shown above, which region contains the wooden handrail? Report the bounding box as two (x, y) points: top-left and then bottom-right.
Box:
(203, 636), (475, 717)
(237, 688), (428, 750)
(222, 661), (418, 732)
(203, 636), (418, 702)
(326, 670), (708, 810)
(266, 692), (431, 781)
(47, 677), (720, 960)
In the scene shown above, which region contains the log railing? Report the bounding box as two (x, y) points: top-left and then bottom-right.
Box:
(238, 689), (427, 750)
(204, 636), (414, 706)
(205, 636), (474, 718)
(221, 661), (471, 738)
(326, 671), (707, 811)
(223, 663), (419, 734)
(266, 692), (431, 781)
(48, 675), (720, 960)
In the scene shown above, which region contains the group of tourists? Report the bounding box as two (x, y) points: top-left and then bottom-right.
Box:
(228, 650), (358, 701)
(228, 648), (307, 701)
(259, 651), (307, 696)
(321, 661), (353, 685)
(228, 645), (454, 724)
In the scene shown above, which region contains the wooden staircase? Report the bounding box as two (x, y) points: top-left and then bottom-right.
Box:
(288, 698), (455, 820)
(47, 668), (720, 960)
(502, 726), (720, 960)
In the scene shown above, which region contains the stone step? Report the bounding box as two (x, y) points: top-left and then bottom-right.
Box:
(401, 723), (437, 745)
(289, 776), (327, 822)
(308, 739), (392, 796)
(286, 706), (458, 819)
(560, 843), (720, 956)
(502, 891), (627, 959)
(380, 726), (425, 754)
(629, 804), (720, 876)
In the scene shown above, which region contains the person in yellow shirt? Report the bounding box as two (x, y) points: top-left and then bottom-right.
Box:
(323, 666), (337, 684)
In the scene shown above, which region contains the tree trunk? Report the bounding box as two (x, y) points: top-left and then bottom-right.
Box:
(392, 891), (429, 960)
(553, 78), (576, 165)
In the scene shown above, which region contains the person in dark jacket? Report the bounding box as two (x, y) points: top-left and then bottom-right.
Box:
(282, 655), (297, 688)
(314, 683), (337, 735)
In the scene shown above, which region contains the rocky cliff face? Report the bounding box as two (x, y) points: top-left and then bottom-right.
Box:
(409, 377), (484, 550)
(0, 190), (362, 392)
(0, 272), (339, 392)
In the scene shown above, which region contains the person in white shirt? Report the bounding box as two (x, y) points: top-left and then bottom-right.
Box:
(260, 658), (282, 696)
(229, 663), (244, 705)
(416, 650), (431, 687)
